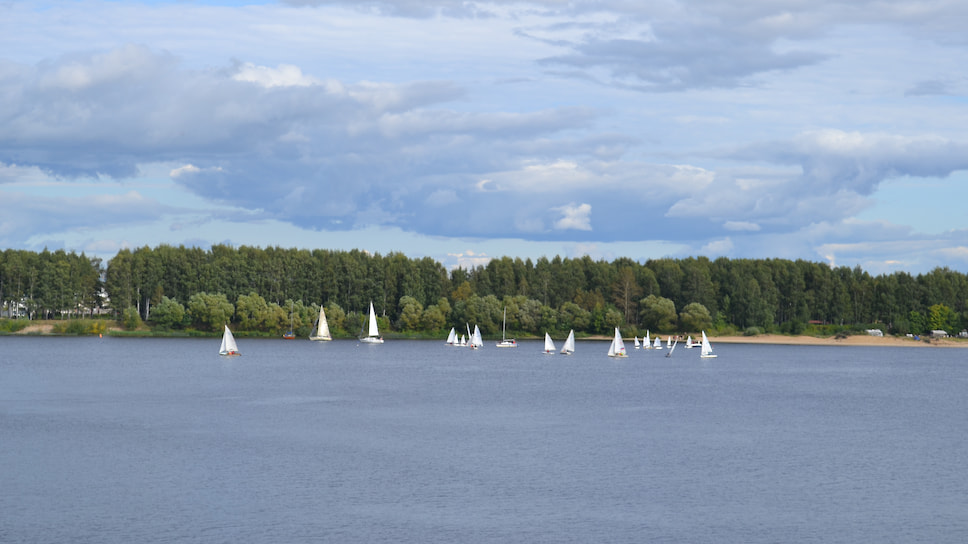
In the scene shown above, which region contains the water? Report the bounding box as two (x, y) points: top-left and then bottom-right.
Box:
(2, 336), (967, 543)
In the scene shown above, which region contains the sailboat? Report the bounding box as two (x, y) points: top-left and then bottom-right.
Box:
(496, 307), (517, 347)
(359, 301), (384, 344)
(666, 336), (672, 348)
(282, 302), (296, 339)
(685, 335), (694, 348)
(644, 330), (651, 349)
(700, 330), (717, 358)
(560, 329), (575, 355)
(633, 336), (641, 349)
(543, 332), (556, 354)
(666, 339), (678, 358)
(607, 327), (628, 358)
(459, 334), (467, 346)
(469, 324), (484, 349)
(445, 327), (457, 345)
(309, 306), (332, 341)
(653, 336), (662, 350)
(219, 325), (240, 356)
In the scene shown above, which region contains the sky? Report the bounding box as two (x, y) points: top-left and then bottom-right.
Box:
(2, 0), (968, 274)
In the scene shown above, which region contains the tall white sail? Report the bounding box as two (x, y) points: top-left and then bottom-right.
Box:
(543, 332), (556, 353)
(700, 331), (717, 358)
(446, 327), (457, 345)
(360, 301), (384, 344)
(653, 336), (662, 349)
(310, 307), (332, 341)
(219, 325), (240, 356)
(470, 325), (484, 349)
(608, 327), (627, 358)
(560, 330), (575, 355)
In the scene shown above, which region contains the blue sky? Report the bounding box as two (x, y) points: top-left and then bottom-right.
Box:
(2, 0), (968, 273)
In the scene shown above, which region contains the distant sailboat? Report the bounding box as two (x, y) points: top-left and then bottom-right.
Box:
(359, 301), (384, 344)
(644, 330), (651, 349)
(219, 325), (240, 356)
(607, 327), (628, 358)
(685, 335), (694, 348)
(445, 327), (457, 345)
(560, 330), (575, 355)
(700, 331), (717, 358)
(496, 307), (517, 347)
(283, 302), (296, 339)
(470, 324), (484, 349)
(633, 336), (641, 349)
(666, 336), (672, 348)
(666, 339), (678, 358)
(543, 332), (556, 354)
(653, 336), (662, 350)
(309, 306), (332, 341)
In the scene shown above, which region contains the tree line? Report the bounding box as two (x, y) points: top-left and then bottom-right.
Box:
(2, 245), (967, 337)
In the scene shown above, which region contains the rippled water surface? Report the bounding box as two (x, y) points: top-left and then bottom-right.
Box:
(2, 336), (967, 543)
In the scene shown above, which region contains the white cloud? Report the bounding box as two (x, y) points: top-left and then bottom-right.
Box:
(724, 221), (760, 232)
(232, 62), (320, 88)
(552, 203), (592, 231)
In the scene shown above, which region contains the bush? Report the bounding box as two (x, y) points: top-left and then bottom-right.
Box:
(52, 319), (109, 335)
(122, 307), (143, 330)
(743, 326), (764, 336)
(0, 319), (30, 333)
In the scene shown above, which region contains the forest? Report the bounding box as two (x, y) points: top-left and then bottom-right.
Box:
(1, 245), (967, 338)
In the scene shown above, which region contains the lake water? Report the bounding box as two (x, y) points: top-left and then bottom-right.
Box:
(2, 336), (967, 543)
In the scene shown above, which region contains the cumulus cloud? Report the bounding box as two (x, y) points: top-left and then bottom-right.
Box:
(553, 203), (592, 231)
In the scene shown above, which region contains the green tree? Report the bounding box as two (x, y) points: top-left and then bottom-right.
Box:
(121, 306), (143, 330)
(186, 292), (235, 331)
(151, 296), (185, 330)
(928, 303), (954, 333)
(679, 302), (712, 332)
(640, 295), (677, 332)
(398, 295), (424, 331)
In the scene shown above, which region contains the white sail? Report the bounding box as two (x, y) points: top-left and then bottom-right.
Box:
(359, 301), (384, 344)
(685, 335), (694, 348)
(666, 336), (672, 348)
(459, 334), (466, 346)
(644, 330), (651, 349)
(700, 330), (717, 358)
(470, 325), (484, 349)
(496, 306), (517, 347)
(219, 325), (240, 356)
(543, 332), (556, 353)
(608, 327), (627, 357)
(309, 307), (332, 341)
(446, 327), (457, 345)
(560, 330), (575, 355)
(653, 336), (662, 349)
(666, 339), (677, 358)
(634, 336), (640, 349)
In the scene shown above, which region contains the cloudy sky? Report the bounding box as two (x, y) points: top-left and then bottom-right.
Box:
(2, 0), (967, 273)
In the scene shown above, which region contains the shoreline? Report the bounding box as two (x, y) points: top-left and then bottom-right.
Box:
(9, 322), (966, 347)
(710, 333), (965, 348)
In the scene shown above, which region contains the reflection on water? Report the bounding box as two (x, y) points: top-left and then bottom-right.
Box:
(2, 336), (967, 543)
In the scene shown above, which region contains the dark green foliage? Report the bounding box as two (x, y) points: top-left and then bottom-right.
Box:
(6, 245), (968, 338)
